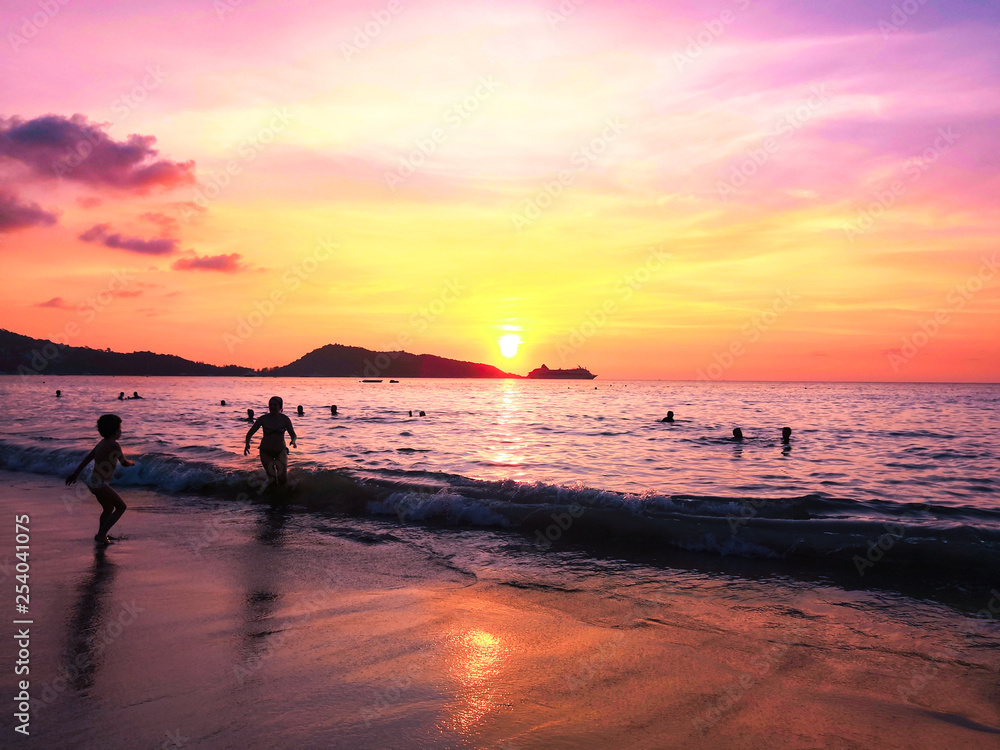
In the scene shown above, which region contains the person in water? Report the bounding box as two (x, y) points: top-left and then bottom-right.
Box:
(661, 411), (674, 423)
(245, 396), (297, 487)
(296, 405), (304, 416)
(221, 399), (227, 406)
(130, 391), (143, 399)
(330, 405), (337, 416)
(246, 408), (255, 422)
(781, 426), (792, 444)
(65, 414), (135, 546)
(118, 392), (125, 400)
(732, 427), (743, 441)
(56, 389), (61, 397)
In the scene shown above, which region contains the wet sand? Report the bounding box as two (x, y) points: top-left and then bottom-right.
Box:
(0, 470), (998, 749)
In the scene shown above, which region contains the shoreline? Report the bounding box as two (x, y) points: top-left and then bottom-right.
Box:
(1, 471), (998, 748)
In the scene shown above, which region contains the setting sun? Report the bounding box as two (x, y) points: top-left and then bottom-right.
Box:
(498, 334), (521, 358)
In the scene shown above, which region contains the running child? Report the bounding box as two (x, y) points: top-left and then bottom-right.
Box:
(66, 414), (135, 545)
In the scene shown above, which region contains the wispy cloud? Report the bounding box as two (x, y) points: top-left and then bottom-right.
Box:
(78, 224), (177, 255)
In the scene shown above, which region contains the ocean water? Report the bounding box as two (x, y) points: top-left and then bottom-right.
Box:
(2, 376), (999, 572)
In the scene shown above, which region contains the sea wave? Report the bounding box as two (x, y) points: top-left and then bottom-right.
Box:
(2, 440), (998, 575)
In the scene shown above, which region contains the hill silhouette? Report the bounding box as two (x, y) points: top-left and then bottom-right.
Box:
(0, 329), (521, 378)
(0, 329), (250, 376)
(262, 343), (520, 378)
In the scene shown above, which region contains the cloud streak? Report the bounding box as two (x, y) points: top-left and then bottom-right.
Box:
(78, 224), (178, 255)
(0, 191), (58, 232)
(35, 297), (71, 309)
(172, 252), (246, 272)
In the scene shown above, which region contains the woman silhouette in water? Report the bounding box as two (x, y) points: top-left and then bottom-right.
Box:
(245, 396), (297, 487)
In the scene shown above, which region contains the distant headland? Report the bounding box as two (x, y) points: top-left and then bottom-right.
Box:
(0, 329), (537, 379)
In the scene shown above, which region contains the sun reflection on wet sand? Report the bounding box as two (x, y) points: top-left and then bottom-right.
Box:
(443, 628), (510, 735)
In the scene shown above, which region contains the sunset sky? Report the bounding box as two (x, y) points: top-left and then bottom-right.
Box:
(2, 0), (998, 380)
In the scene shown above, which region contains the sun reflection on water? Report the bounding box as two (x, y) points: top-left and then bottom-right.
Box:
(481, 381), (526, 477)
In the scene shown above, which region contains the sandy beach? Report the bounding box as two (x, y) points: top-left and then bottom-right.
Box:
(1, 470), (998, 749)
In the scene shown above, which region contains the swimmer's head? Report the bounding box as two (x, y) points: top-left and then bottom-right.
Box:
(296, 405), (304, 415)
(782, 426), (792, 442)
(268, 396), (283, 413)
(97, 414), (122, 439)
(247, 409), (254, 418)
(732, 427), (743, 440)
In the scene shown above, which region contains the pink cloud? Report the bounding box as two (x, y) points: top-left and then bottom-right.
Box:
(35, 297), (71, 309)
(0, 191), (58, 232)
(78, 223), (178, 255)
(172, 252), (246, 272)
(0, 114), (194, 192)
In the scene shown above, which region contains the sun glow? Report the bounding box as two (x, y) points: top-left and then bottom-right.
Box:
(498, 334), (521, 358)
